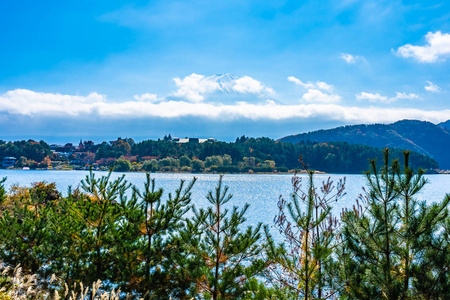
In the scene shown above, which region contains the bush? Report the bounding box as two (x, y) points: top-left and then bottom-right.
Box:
(143, 159), (158, 172)
(180, 166), (192, 172)
(113, 158), (131, 172)
(160, 166), (172, 172)
(158, 158), (172, 168)
(191, 159), (205, 172)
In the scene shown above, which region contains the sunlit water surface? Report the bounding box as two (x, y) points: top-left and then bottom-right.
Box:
(0, 170), (449, 239)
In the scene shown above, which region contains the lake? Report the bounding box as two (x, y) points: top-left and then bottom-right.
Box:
(0, 170), (449, 236)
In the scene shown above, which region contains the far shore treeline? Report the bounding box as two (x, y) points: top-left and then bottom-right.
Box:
(0, 135), (440, 173)
(0, 150), (449, 299)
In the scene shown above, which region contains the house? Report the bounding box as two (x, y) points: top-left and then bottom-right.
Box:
(172, 137), (216, 144)
(2, 157), (16, 168)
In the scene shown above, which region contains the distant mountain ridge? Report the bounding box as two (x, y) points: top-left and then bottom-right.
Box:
(279, 119), (450, 169)
(439, 120), (450, 130)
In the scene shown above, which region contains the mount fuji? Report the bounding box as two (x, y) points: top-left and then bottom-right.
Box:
(182, 73), (284, 105)
(210, 73), (239, 94)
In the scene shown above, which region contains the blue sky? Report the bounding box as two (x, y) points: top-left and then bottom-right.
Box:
(0, 0), (449, 143)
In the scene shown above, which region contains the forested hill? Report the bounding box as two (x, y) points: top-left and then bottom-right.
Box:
(279, 120), (450, 169)
(128, 138), (438, 173)
(0, 136), (439, 173)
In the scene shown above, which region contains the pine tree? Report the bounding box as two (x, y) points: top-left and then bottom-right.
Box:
(414, 199), (450, 298)
(339, 149), (449, 299)
(78, 171), (130, 288)
(135, 174), (196, 298)
(265, 168), (345, 299)
(0, 181), (55, 276)
(180, 175), (265, 299)
(44, 186), (87, 285)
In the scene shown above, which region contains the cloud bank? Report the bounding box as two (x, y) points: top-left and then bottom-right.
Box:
(0, 89), (448, 125)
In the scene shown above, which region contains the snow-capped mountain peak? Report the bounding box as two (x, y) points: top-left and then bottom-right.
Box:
(207, 73), (239, 94)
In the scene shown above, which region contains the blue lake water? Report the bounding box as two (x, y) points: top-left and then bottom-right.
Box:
(0, 170), (449, 237)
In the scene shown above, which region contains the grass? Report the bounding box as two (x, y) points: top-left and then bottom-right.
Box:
(0, 263), (142, 300)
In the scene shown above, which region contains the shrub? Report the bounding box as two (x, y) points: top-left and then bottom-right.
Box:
(113, 158), (131, 172)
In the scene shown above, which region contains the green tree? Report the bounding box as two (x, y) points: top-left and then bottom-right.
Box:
(416, 200), (450, 298)
(169, 157), (180, 169)
(222, 154), (232, 166)
(143, 159), (158, 172)
(179, 155), (192, 167)
(205, 155), (223, 168)
(192, 159), (205, 172)
(114, 158), (131, 172)
(0, 181), (54, 275)
(78, 171), (130, 286)
(340, 149), (449, 299)
(134, 174), (196, 298)
(181, 176), (265, 299)
(158, 157), (172, 170)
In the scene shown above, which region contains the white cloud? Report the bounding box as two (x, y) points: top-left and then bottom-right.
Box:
(424, 81), (441, 93)
(232, 76), (274, 95)
(315, 81), (333, 91)
(340, 53), (366, 64)
(302, 89), (341, 104)
(357, 91), (421, 103)
(289, 77), (339, 104)
(357, 92), (391, 103)
(341, 53), (356, 63)
(133, 93), (158, 102)
(171, 73), (219, 102)
(232, 76), (263, 93)
(394, 92), (420, 100)
(1, 89), (449, 124)
(288, 76), (333, 91)
(288, 76), (315, 89)
(396, 31), (450, 63)
(0, 89), (104, 116)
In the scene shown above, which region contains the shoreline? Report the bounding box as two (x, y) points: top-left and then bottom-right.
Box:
(1, 167), (325, 175)
(3, 168), (448, 175)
